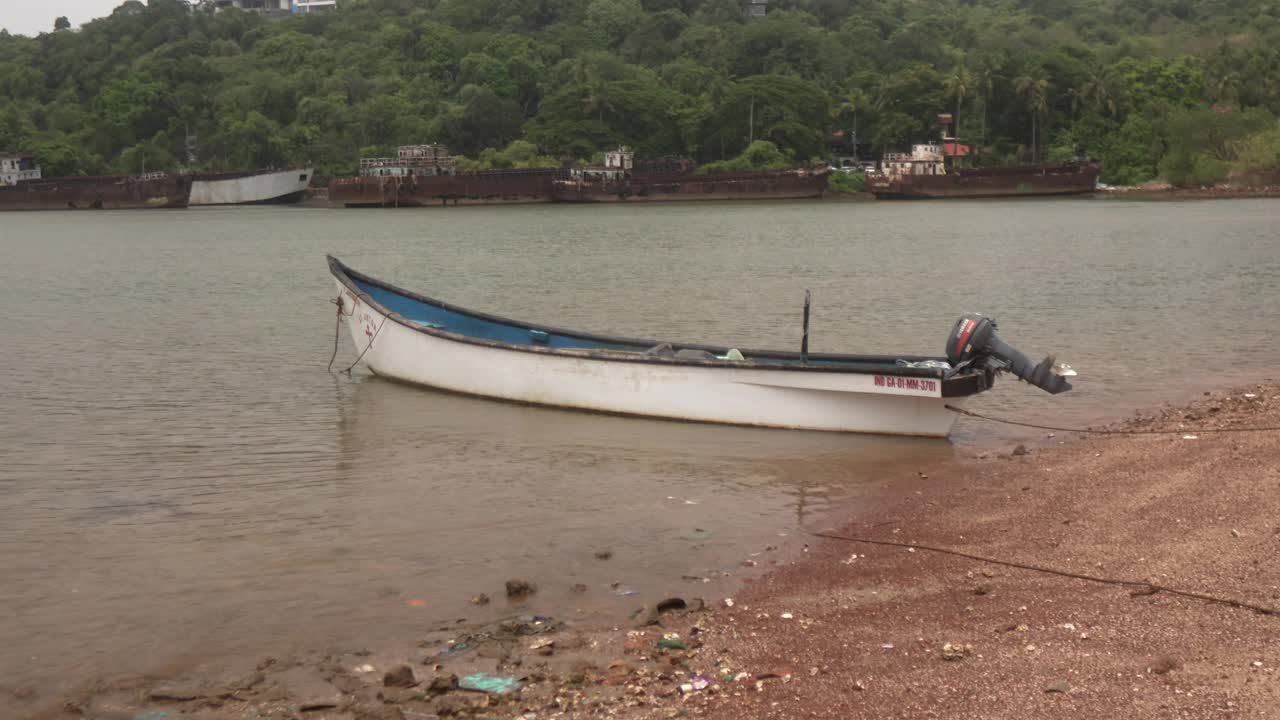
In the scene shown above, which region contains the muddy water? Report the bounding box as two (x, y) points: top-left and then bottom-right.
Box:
(1, 199), (1277, 708)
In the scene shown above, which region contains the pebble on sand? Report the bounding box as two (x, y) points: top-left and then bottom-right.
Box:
(505, 579), (537, 598)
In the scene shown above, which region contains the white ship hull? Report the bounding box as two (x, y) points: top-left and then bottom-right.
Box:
(190, 168), (314, 206)
(327, 257), (1000, 437)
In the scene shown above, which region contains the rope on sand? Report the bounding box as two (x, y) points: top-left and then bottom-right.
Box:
(946, 404), (1280, 435)
(805, 529), (1279, 617)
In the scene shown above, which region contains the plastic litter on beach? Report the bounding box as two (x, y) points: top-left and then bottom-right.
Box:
(683, 528), (714, 541)
(657, 637), (688, 651)
(354, 664), (376, 673)
(458, 673), (522, 695)
(1182, 435), (1199, 440)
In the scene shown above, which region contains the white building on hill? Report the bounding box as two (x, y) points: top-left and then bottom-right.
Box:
(209, 0), (337, 14)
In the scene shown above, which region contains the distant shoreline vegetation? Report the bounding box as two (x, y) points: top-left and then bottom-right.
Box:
(2, 0), (1279, 187)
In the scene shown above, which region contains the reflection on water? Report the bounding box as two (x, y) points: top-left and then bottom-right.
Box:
(0, 199), (1276, 711)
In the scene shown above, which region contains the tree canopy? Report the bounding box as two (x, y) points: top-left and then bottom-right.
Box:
(2, 0), (1279, 185)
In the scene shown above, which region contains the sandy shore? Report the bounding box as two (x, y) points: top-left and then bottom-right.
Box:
(12, 383), (1280, 720)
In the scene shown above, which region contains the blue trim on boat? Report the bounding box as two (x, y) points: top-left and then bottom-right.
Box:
(358, 279), (635, 353)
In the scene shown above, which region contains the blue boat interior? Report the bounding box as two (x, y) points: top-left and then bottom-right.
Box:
(347, 272), (946, 374)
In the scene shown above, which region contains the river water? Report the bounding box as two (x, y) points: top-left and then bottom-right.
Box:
(1, 198), (1277, 709)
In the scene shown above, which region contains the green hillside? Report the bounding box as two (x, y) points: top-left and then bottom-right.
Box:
(2, 0), (1279, 185)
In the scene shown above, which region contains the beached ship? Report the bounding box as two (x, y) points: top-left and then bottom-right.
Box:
(867, 142), (1101, 199)
(551, 147), (829, 203)
(329, 145), (558, 208)
(328, 256), (1074, 437)
(0, 154), (192, 210)
(190, 167), (315, 206)
(867, 114), (1100, 199)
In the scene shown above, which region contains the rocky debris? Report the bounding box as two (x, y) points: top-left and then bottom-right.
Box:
(505, 579), (537, 598)
(379, 686), (423, 704)
(973, 584), (992, 596)
(426, 672), (459, 695)
(1044, 679), (1072, 694)
(595, 550), (614, 560)
(148, 680), (207, 702)
(384, 664), (417, 688)
(1152, 656), (1183, 675)
(276, 666), (345, 711)
(570, 583), (588, 593)
(656, 597), (688, 613)
(470, 593), (491, 606)
(633, 605), (662, 627)
(940, 643), (974, 661)
(1012, 444), (1029, 456)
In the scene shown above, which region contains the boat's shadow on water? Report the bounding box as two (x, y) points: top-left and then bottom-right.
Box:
(336, 372), (961, 527)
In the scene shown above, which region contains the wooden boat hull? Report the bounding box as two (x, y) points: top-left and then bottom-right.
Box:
(868, 161), (1101, 199)
(0, 174), (192, 211)
(190, 168), (314, 206)
(329, 258), (988, 436)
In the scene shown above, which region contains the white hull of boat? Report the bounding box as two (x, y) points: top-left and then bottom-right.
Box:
(191, 168), (314, 206)
(337, 284), (962, 436)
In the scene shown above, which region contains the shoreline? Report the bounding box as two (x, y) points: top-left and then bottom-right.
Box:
(11, 381), (1280, 719)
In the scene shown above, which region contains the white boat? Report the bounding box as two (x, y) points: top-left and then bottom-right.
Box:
(190, 168), (314, 205)
(328, 257), (1073, 437)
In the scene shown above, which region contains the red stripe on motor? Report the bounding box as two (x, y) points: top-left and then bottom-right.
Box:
(954, 319), (977, 354)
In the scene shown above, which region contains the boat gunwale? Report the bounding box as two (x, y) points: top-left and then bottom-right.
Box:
(327, 255), (978, 382)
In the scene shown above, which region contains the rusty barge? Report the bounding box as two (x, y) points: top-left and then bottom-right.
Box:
(866, 120), (1100, 200)
(552, 148), (829, 202)
(0, 155), (192, 210)
(329, 145), (829, 207)
(329, 145), (557, 207)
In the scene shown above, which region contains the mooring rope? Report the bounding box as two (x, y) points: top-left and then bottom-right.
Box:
(341, 313), (387, 375)
(327, 295), (356, 373)
(945, 404), (1280, 435)
(805, 529), (1279, 617)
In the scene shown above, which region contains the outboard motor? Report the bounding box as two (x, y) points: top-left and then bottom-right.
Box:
(946, 314), (1075, 394)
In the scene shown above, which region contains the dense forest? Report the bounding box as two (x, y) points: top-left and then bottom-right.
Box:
(2, 0), (1280, 185)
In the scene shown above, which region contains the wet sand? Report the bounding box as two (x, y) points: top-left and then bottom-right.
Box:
(12, 381), (1280, 720)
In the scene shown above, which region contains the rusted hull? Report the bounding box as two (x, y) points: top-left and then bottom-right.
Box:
(868, 162), (1101, 199)
(0, 174), (192, 211)
(329, 172), (558, 208)
(552, 170), (829, 203)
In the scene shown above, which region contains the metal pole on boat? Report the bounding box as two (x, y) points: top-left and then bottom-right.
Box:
(801, 290), (811, 364)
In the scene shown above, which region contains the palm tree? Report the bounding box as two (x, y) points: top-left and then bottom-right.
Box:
(1077, 64), (1122, 117)
(581, 77), (614, 122)
(943, 66), (974, 156)
(1014, 67), (1051, 163)
(832, 88), (871, 147)
(973, 63), (998, 152)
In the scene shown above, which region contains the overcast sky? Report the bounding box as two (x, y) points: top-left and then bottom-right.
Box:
(2, 0), (127, 36)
